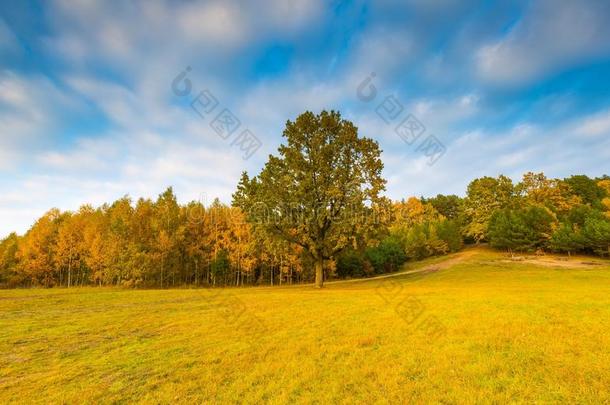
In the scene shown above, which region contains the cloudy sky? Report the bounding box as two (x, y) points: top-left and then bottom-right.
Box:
(1, 0), (610, 236)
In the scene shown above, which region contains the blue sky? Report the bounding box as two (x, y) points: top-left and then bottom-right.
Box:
(1, 0), (610, 236)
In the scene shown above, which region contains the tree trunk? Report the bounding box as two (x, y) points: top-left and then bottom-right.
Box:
(68, 247), (72, 288)
(314, 258), (324, 288)
(161, 256), (164, 288)
(195, 259), (199, 286)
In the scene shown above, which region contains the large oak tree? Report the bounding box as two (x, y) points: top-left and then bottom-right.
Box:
(233, 111), (386, 287)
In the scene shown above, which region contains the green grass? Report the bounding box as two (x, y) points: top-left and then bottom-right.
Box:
(2, 247), (610, 404)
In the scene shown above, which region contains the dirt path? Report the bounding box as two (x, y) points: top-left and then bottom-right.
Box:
(499, 257), (608, 269)
(325, 249), (477, 285)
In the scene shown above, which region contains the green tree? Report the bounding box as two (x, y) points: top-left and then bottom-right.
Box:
(597, 179), (610, 218)
(436, 219), (463, 252)
(423, 194), (463, 220)
(489, 206), (556, 252)
(564, 175), (606, 208)
(582, 213), (610, 256)
(210, 249), (230, 285)
(464, 175), (516, 242)
(233, 111), (386, 288)
(336, 250), (365, 278)
(404, 225), (428, 260)
(365, 235), (406, 274)
(549, 223), (585, 256)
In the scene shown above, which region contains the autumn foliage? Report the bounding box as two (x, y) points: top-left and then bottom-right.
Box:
(1, 112), (609, 288)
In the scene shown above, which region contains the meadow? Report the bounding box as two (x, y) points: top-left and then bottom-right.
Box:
(1, 247), (610, 404)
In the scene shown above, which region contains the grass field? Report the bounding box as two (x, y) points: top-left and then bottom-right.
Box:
(1, 247), (610, 404)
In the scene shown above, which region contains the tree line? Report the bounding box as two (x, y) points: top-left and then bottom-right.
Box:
(1, 111), (609, 288)
(1, 172), (608, 289)
(0, 188), (464, 288)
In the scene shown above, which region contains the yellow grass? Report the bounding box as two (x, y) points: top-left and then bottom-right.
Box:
(1, 247), (610, 403)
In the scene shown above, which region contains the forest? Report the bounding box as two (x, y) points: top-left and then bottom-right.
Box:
(1, 111), (610, 289)
(1, 171), (609, 289)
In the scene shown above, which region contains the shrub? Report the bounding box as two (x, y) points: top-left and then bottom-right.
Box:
(336, 250), (365, 278)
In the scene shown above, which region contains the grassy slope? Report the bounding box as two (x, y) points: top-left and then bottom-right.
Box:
(1, 248), (610, 404)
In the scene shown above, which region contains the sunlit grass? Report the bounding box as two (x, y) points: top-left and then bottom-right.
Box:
(1, 247), (610, 403)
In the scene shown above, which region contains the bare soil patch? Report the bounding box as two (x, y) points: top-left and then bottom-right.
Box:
(500, 256), (606, 269)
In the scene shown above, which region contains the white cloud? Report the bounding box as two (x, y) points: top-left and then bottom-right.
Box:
(2, 0), (610, 238)
(263, 0), (324, 33)
(37, 136), (120, 173)
(0, 71), (82, 167)
(65, 75), (142, 129)
(237, 75), (348, 127)
(476, 0), (610, 85)
(177, 1), (248, 46)
(1, 126), (247, 236)
(408, 93), (479, 134)
(346, 27), (414, 89)
(575, 109), (610, 138)
(382, 108), (610, 200)
(45, 0), (325, 72)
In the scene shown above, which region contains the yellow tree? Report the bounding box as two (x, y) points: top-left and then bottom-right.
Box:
(183, 201), (212, 286)
(105, 197), (134, 286)
(284, 243), (304, 284)
(598, 179), (610, 218)
(80, 206), (109, 286)
(226, 207), (256, 286)
(518, 172), (580, 213)
(393, 197), (442, 227)
(86, 234), (106, 286)
(17, 209), (61, 287)
(154, 188), (181, 287)
(0, 233), (20, 287)
(55, 211), (88, 287)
